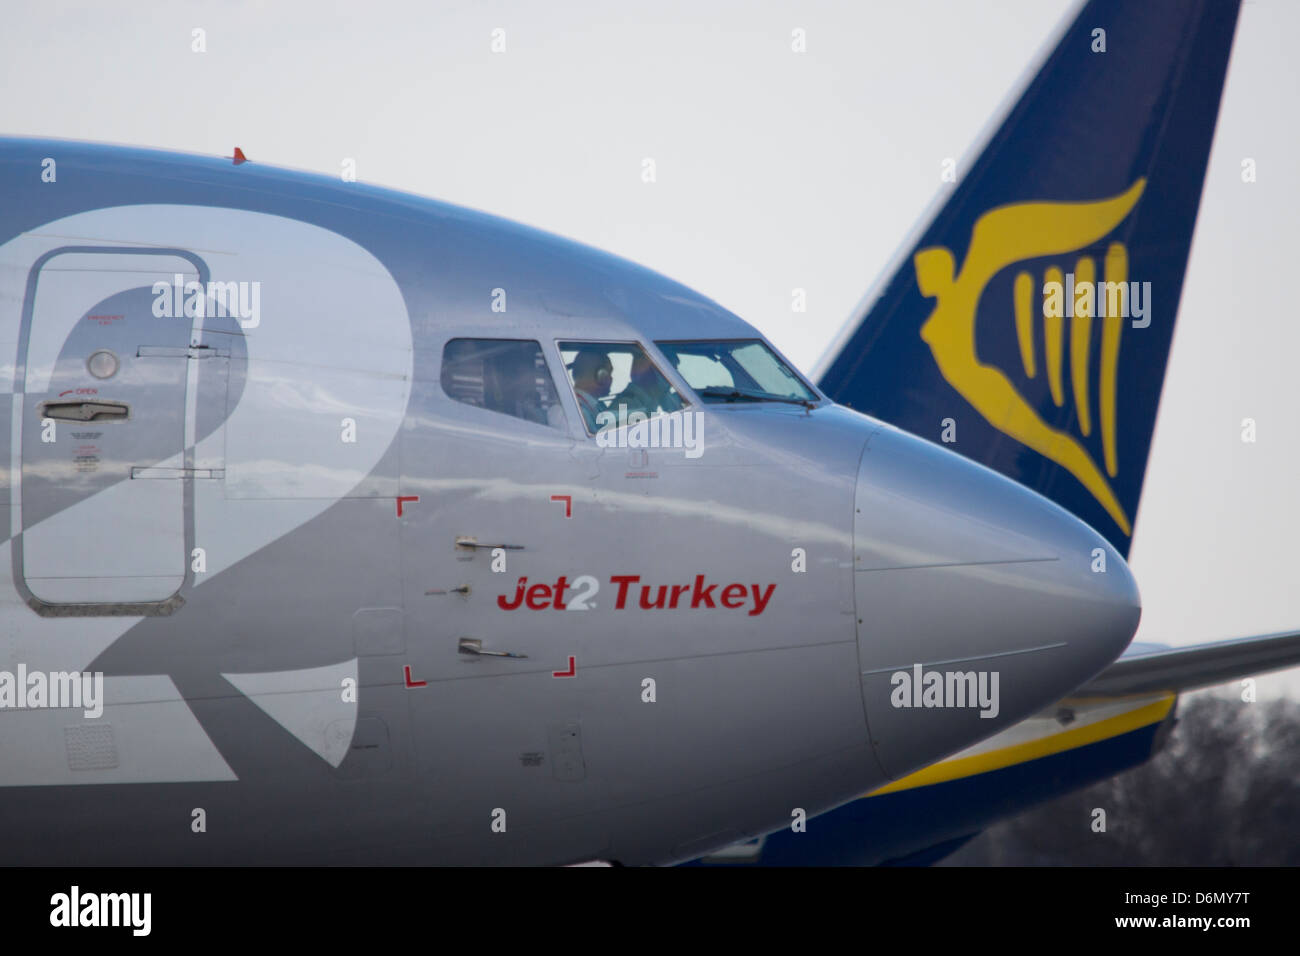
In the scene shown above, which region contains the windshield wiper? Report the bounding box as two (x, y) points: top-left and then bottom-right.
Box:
(699, 387), (817, 410)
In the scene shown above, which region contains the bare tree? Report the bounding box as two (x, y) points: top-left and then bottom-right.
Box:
(946, 693), (1300, 865)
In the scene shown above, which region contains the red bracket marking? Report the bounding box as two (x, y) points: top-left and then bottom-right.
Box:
(550, 494), (572, 518)
(552, 656), (576, 678)
(403, 665), (427, 688)
(397, 495), (420, 517)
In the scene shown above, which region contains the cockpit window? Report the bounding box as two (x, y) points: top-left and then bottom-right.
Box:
(441, 338), (566, 429)
(656, 339), (819, 405)
(558, 341), (685, 434)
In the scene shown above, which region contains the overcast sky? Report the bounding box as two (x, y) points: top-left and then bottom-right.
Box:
(3, 0), (1296, 696)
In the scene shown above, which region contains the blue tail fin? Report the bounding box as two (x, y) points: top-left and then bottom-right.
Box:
(816, 0), (1241, 556)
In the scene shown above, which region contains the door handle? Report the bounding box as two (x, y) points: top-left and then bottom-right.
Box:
(458, 638), (527, 659)
(454, 536), (525, 552)
(39, 399), (129, 423)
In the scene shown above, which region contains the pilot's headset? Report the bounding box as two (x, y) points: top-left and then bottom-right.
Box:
(570, 351), (613, 392)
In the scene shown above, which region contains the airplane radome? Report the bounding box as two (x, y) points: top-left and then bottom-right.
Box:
(0, 134), (1140, 866)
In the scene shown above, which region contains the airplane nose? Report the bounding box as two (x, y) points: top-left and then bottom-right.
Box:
(852, 425), (1140, 780)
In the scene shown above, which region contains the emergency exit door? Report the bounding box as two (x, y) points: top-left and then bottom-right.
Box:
(17, 247), (210, 611)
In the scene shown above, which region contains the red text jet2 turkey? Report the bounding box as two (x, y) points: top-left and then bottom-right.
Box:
(495, 574), (776, 616)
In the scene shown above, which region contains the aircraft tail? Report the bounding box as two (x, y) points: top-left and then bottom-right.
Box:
(815, 0), (1242, 556)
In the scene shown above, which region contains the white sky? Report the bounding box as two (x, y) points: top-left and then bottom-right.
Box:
(3, 0), (1297, 696)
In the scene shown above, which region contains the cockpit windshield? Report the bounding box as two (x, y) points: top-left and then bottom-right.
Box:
(655, 339), (819, 406)
(558, 341), (686, 434)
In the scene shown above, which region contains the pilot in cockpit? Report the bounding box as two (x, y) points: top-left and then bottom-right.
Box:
(613, 352), (683, 418)
(567, 350), (614, 432)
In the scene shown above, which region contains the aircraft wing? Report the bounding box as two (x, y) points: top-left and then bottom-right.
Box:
(1072, 631), (1300, 698)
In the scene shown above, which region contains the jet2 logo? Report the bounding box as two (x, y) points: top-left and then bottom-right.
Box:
(497, 574), (776, 616)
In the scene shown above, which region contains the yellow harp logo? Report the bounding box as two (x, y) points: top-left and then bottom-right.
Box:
(913, 179), (1145, 536)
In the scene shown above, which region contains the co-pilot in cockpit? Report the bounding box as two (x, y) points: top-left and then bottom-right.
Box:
(560, 342), (684, 434)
